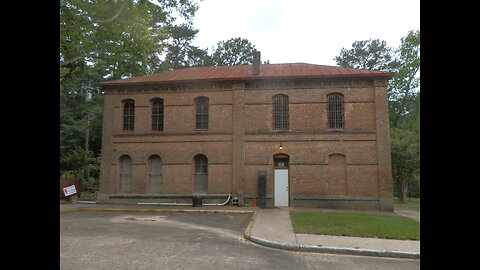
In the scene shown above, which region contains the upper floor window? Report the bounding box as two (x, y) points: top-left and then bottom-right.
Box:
(273, 94), (289, 130)
(327, 93), (344, 129)
(151, 98), (164, 131)
(123, 99), (135, 131)
(195, 97), (209, 130)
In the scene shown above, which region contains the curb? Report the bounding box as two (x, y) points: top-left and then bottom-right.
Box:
(242, 211), (419, 260)
(243, 209), (259, 239)
(246, 236), (420, 259)
(244, 234), (420, 259)
(61, 206), (254, 214)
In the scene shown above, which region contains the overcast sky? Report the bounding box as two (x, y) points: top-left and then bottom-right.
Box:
(190, 0), (420, 66)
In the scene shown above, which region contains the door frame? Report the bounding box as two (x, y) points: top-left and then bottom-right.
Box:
(273, 153), (290, 207)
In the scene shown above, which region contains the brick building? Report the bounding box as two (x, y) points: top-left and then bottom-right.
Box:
(97, 56), (395, 211)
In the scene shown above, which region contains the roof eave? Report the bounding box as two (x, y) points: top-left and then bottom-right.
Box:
(99, 73), (395, 87)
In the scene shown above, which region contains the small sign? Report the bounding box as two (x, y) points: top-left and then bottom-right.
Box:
(63, 185), (77, 196)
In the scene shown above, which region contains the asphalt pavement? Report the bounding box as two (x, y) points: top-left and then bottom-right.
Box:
(60, 201), (420, 259)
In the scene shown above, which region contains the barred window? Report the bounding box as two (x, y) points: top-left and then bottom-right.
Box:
(151, 98), (164, 131)
(273, 94), (289, 130)
(123, 99), (135, 131)
(195, 97), (209, 130)
(327, 93), (344, 129)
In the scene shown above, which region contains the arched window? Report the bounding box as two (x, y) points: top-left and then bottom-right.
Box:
(148, 155), (162, 193)
(195, 97), (209, 130)
(273, 94), (289, 130)
(194, 154), (208, 193)
(119, 155), (132, 193)
(123, 99), (135, 131)
(327, 93), (344, 129)
(151, 98), (164, 131)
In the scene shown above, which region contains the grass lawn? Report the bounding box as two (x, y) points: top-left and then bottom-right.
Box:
(79, 190), (97, 201)
(290, 211), (420, 240)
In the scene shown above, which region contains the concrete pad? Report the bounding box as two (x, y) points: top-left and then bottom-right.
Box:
(394, 207), (420, 222)
(250, 209), (297, 245)
(295, 234), (420, 253)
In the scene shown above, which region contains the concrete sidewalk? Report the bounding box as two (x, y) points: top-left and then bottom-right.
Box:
(245, 208), (420, 259)
(60, 202), (420, 259)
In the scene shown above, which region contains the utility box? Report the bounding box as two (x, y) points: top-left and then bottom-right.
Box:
(258, 171), (266, 208)
(192, 197), (203, 207)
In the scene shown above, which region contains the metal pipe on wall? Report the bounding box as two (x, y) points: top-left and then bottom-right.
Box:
(137, 194), (232, 206)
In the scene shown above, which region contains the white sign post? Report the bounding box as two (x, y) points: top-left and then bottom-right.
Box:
(63, 185), (77, 197)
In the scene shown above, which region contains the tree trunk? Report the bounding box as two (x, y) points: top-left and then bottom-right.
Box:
(398, 180), (408, 202)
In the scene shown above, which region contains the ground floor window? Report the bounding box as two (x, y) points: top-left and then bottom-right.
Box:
(149, 155), (162, 193)
(194, 154), (208, 193)
(120, 155), (132, 193)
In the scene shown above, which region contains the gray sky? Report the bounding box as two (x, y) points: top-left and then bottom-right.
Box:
(190, 0), (420, 66)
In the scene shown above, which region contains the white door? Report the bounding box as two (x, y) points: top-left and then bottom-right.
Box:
(274, 169), (289, 207)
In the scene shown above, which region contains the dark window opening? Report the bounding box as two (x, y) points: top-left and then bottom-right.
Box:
(196, 97), (209, 130)
(194, 154), (208, 174)
(274, 158), (289, 168)
(273, 94), (289, 130)
(152, 98), (164, 131)
(327, 93), (344, 129)
(123, 99), (135, 131)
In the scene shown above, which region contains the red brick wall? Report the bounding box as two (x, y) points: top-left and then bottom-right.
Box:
(98, 78), (393, 210)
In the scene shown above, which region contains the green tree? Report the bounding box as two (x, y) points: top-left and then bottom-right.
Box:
(60, 0), (199, 178)
(211, 37), (257, 66)
(333, 31), (420, 202)
(155, 23), (212, 71)
(157, 36), (265, 71)
(60, 74), (104, 158)
(389, 30), (420, 128)
(334, 39), (399, 71)
(388, 30), (420, 202)
(61, 146), (101, 180)
(60, 0), (199, 79)
(390, 124), (419, 202)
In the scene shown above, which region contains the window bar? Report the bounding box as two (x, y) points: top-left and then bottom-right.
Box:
(152, 99), (164, 131)
(195, 98), (209, 130)
(273, 94), (289, 130)
(328, 93), (343, 129)
(123, 100), (135, 131)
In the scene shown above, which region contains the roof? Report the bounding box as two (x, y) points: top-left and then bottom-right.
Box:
(100, 63), (395, 86)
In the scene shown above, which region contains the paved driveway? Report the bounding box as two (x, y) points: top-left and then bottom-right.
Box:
(60, 211), (419, 270)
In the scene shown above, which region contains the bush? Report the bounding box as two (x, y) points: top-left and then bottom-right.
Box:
(60, 170), (82, 179)
(60, 146), (101, 180)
